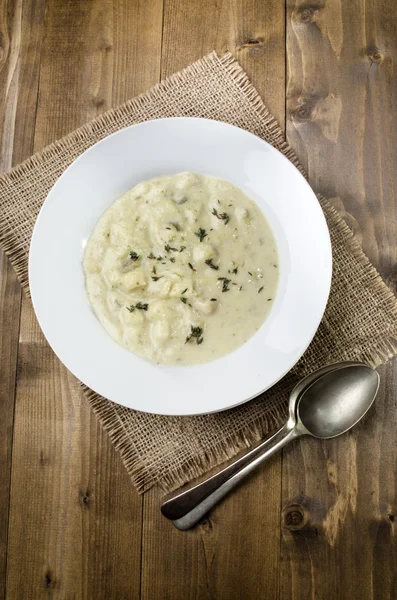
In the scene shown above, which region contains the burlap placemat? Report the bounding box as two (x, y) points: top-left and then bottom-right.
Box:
(1, 52), (397, 493)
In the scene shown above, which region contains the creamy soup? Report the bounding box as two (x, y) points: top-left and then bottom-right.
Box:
(83, 173), (278, 365)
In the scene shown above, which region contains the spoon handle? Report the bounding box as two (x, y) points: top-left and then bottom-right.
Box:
(161, 421), (298, 530)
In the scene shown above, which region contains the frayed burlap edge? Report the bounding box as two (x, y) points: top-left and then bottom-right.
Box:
(1, 51), (397, 493)
(83, 383), (287, 492)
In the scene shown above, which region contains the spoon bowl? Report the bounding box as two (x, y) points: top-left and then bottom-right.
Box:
(297, 364), (379, 439)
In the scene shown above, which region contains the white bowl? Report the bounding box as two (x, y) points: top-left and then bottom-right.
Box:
(29, 118), (332, 416)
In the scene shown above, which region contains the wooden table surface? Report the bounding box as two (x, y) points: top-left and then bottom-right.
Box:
(1, 0), (396, 598)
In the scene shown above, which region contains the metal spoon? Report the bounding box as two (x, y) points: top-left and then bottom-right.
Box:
(161, 362), (379, 530)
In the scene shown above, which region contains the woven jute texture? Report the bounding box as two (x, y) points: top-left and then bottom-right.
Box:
(1, 52), (397, 493)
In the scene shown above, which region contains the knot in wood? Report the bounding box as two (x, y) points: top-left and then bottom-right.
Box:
(285, 509), (303, 527)
(283, 503), (309, 531)
(198, 517), (213, 532)
(44, 572), (53, 589)
(292, 100), (315, 121)
(244, 38), (260, 46)
(300, 8), (314, 22)
(80, 490), (90, 507)
(296, 6), (320, 23)
(368, 47), (384, 64)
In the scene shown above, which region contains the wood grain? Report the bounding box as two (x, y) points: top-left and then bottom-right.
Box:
(0, 0), (43, 593)
(286, 0), (397, 276)
(0, 258), (20, 599)
(7, 299), (145, 598)
(1, 0), (397, 597)
(5, 0), (162, 597)
(140, 2), (285, 599)
(161, 0), (285, 125)
(283, 1), (397, 598)
(142, 458), (282, 600)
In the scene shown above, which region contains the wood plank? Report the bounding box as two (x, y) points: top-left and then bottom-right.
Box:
(141, 2), (285, 599)
(142, 457), (282, 600)
(161, 0), (285, 125)
(280, 363), (397, 600)
(0, 259), (20, 600)
(7, 300), (145, 599)
(0, 0), (45, 593)
(6, 0), (163, 597)
(0, 4), (21, 592)
(282, 1), (397, 598)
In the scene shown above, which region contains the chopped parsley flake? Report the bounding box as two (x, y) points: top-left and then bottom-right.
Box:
(258, 286), (264, 294)
(212, 208), (230, 225)
(195, 228), (207, 242)
(129, 251), (140, 261)
(185, 325), (204, 345)
(218, 277), (231, 292)
(164, 244), (178, 252)
(127, 302), (149, 312)
(205, 258), (219, 270)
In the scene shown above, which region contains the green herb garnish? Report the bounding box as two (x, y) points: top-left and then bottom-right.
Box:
(180, 246), (186, 252)
(181, 288), (188, 295)
(188, 262), (196, 272)
(210, 298), (217, 301)
(185, 325), (204, 345)
(165, 244), (178, 252)
(248, 271), (253, 276)
(136, 302), (148, 310)
(170, 257), (176, 263)
(212, 208), (230, 225)
(205, 258), (219, 271)
(129, 251), (140, 261)
(195, 228), (207, 242)
(258, 286), (264, 294)
(180, 297), (188, 304)
(152, 276), (163, 281)
(147, 252), (155, 259)
(127, 302), (149, 312)
(218, 277), (231, 292)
